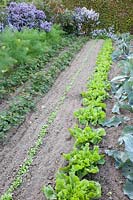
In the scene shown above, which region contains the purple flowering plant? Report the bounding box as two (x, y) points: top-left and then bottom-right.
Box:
(6, 2), (52, 32)
(73, 7), (99, 35)
(58, 7), (99, 35)
(91, 26), (116, 39)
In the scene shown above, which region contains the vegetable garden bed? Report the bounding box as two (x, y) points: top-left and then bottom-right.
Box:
(0, 1), (132, 200)
(0, 39), (104, 200)
(0, 16), (132, 200)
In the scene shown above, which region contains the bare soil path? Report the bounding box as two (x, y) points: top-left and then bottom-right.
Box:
(0, 40), (104, 199)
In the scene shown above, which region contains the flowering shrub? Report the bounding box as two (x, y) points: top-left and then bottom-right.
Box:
(73, 7), (99, 34)
(7, 2), (52, 32)
(40, 21), (52, 32)
(63, 0), (132, 33)
(91, 27), (116, 39)
(58, 7), (99, 35)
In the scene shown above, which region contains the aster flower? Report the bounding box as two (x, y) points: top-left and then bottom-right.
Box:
(73, 7), (99, 35)
(40, 21), (52, 32)
(7, 2), (52, 32)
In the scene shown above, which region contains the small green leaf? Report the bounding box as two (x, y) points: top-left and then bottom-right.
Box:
(0, 192), (13, 200)
(42, 185), (57, 200)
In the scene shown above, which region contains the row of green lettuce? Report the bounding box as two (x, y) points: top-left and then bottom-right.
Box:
(0, 36), (88, 140)
(105, 34), (133, 200)
(43, 39), (113, 200)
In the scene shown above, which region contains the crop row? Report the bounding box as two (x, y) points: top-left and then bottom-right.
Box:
(43, 39), (113, 200)
(0, 34), (78, 100)
(0, 40), (98, 200)
(0, 36), (88, 140)
(0, 26), (61, 79)
(105, 33), (133, 200)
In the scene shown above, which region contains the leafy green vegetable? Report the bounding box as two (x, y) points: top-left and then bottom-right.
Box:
(110, 57), (133, 114)
(119, 134), (133, 162)
(106, 126), (133, 198)
(112, 102), (120, 114)
(43, 173), (101, 200)
(56, 173), (101, 200)
(74, 106), (106, 126)
(112, 33), (130, 61)
(106, 34), (133, 200)
(69, 125), (106, 146)
(62, 144), (104, 178)
(82, 89), (109, 104)
(0, 193), (12, 200)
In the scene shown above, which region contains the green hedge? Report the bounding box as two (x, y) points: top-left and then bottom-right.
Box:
(62, 0), (133, 33)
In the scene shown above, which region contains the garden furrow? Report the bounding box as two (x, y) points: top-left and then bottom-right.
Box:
(13, 40), (103, 200)
(0, 40), (103, 199)
(0, 37), (87, 140)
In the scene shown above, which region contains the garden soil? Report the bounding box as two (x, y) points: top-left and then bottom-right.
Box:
(0, 40), (129, 200)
